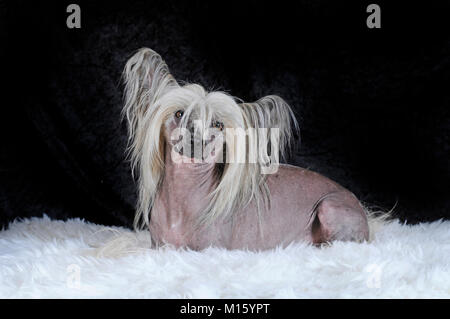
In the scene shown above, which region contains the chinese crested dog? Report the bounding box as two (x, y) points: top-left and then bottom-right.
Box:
(123, 48), (369, 250)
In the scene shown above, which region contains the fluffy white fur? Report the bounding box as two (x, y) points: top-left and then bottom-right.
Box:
(1, 215), (449, 298)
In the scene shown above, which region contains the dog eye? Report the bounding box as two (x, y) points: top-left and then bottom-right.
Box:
(213, 121), (224, 131)
(174, 110), (184, 119)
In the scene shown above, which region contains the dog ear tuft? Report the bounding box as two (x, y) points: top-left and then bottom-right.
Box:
(122, 48), (178, 139)
(240, 95), (299, 162)
(122, 48), (178, 230)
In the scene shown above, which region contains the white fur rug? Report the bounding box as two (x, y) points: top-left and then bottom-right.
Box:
(0, 215), (449, 298)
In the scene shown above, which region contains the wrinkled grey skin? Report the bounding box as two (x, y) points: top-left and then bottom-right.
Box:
(149, 116), (369, 251)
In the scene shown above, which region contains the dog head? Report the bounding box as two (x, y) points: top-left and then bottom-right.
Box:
(123, 48), (299, 229)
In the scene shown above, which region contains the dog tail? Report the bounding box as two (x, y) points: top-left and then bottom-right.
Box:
(365, 205), (396, 242)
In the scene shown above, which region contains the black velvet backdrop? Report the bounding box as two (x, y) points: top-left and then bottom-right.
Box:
(1, 0), (449, 229)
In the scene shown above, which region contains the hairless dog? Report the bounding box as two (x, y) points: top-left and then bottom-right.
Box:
(123, 48), (369, 250)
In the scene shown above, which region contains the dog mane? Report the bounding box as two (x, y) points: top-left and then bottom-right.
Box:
(122, 48), (299, 230)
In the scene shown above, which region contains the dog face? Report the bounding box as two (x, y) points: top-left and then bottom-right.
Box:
(158, 85), (244, 164)
(164, 105), (224, 163)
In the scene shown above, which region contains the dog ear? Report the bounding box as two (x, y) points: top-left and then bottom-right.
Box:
(239, 95), (299, 163)
(122, 48), (178, 139)
(122, 48), (178, 230)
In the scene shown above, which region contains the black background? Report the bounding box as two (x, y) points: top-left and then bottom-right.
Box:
(1, 0), (449, 229)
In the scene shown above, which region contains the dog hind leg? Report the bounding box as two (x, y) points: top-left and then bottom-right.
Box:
(312, 195), (369, 244)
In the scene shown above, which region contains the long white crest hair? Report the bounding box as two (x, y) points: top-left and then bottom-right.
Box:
(123, 48), (299, 230)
